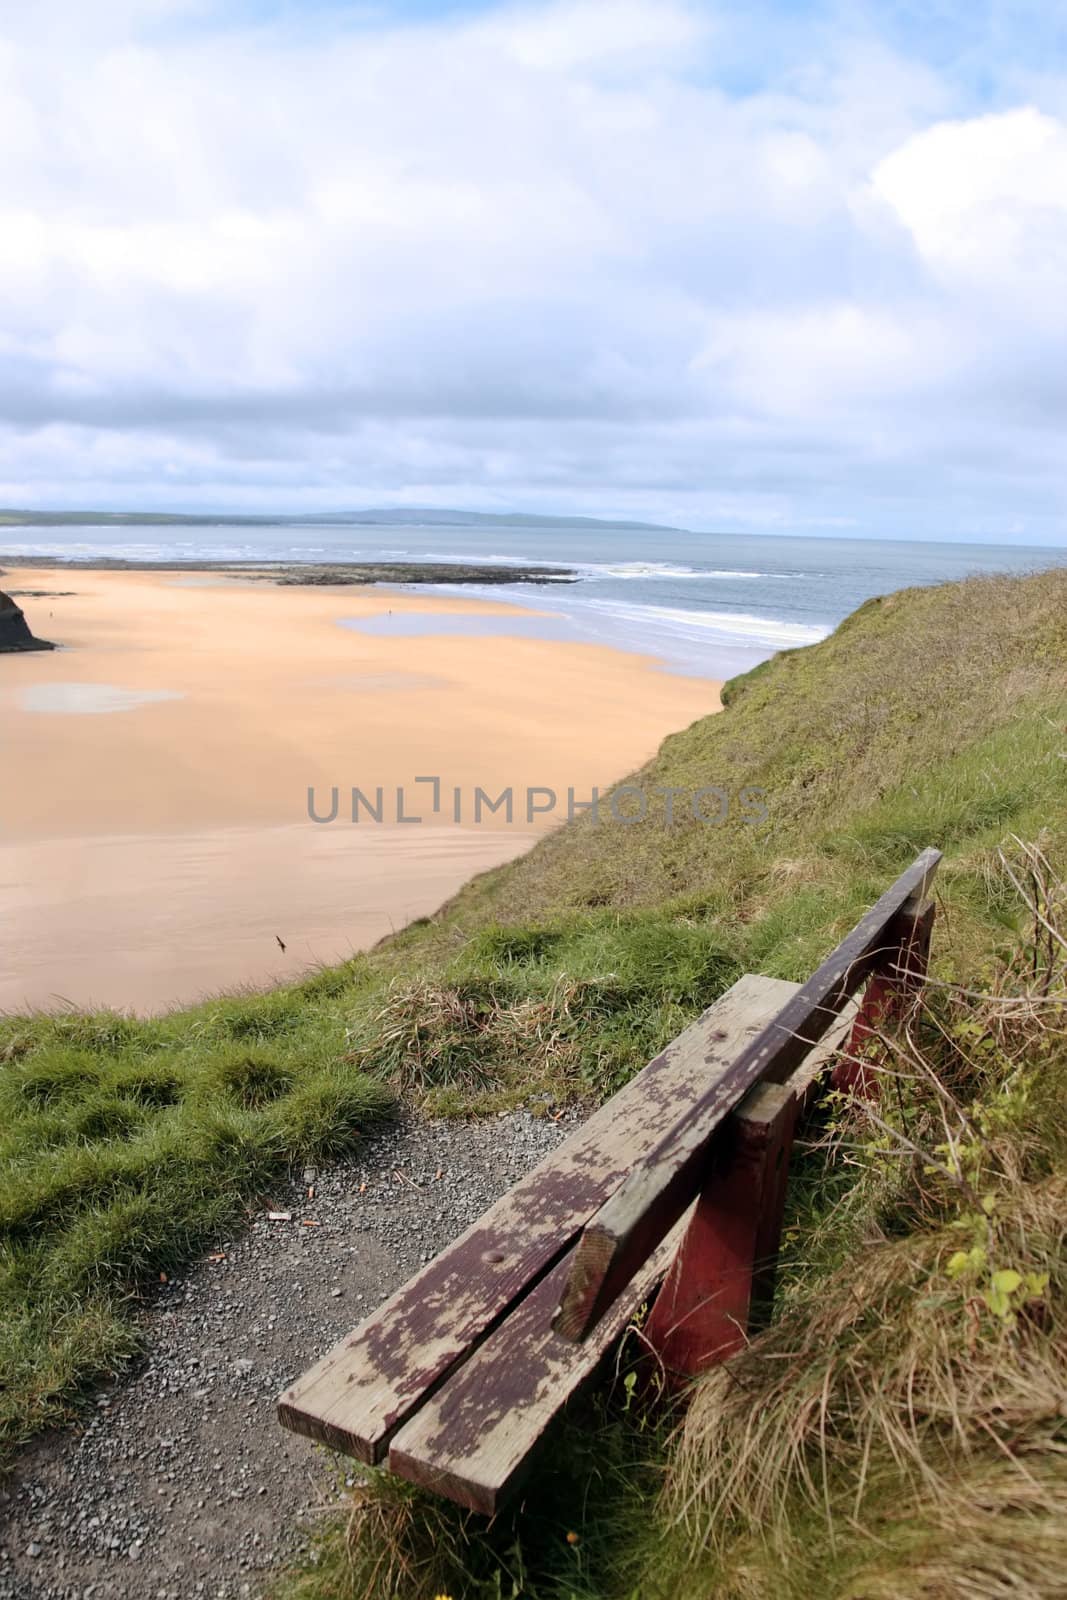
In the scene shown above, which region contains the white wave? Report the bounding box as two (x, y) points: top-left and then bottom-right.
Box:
(704, 569), (799, 579)
(582, 561), (704, 578)
(575, 562), (803, 581)
(578, 597), (830, 649)
(0, 538), (180, 561)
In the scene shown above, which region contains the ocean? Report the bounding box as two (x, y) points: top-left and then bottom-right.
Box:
(7, 522), (1065, 679)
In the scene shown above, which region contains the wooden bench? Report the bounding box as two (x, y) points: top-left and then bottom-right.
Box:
(278, 848), (940, 1514)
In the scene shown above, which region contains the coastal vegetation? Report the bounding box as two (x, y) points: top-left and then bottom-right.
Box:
(281, 851), (1066, 1600)
(1, 567), (1065, 1595)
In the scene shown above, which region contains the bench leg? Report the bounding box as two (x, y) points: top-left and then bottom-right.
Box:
(643, 1083), (796, 1383)
(833, 900), (935, 1096)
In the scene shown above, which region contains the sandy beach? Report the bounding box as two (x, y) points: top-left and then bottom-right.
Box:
(0, 568), (720, 1013)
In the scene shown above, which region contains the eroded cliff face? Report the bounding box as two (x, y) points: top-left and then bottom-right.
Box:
(0, 589), (56, 652)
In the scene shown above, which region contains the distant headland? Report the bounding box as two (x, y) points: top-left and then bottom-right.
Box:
(0, 507), (681, 533)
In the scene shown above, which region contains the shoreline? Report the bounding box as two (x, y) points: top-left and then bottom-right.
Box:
(0, 555), (576, 586)
(1, 565), (720, 1013)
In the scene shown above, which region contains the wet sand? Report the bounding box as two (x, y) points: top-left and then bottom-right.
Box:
(0, 568), (720, 1013)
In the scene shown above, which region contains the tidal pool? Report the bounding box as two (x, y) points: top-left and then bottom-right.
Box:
(16, 683), (185, 715)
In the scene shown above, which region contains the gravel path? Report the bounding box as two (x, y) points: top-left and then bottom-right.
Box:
(0, 1111), (574, 1600)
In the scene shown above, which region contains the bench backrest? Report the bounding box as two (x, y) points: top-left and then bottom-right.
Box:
(553, 846), (941, 1340)
(279, 850), (941, 1511)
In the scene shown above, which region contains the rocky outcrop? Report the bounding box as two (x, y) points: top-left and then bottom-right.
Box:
(0, 589), (55, 652)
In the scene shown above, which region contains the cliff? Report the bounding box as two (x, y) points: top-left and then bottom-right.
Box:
(0, 589), (55, 652)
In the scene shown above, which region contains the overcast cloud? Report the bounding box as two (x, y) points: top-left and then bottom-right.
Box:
(1, 0), (1066, 540)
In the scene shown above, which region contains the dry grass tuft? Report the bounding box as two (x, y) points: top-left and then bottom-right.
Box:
(350, 972), (633, 1102)
(661, 845), (1067, 1596)
(842, 1456), (1067, 1600)
(335, 1479), (462, 1600)
(271, 1472), (471, 1600)
(668, 1176), (1066, 1542)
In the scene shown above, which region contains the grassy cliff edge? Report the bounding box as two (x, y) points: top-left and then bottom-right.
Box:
(2, 568), (1066, 1595)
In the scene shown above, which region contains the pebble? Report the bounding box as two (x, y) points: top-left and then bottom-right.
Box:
(0, 1110), (575, 1600)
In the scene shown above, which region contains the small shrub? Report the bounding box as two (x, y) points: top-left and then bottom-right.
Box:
(278, 1073), (391, 1159)
(0, 1144), (136, 1241)
(211, 1047), (295, 1110)
(0, 1298), (141, 1457)
(596, 918), (738, 1008)
(108, 1064), (186, 1108)
(70, 1099), (145, 1144)
(355, 980), (509, 1098)
(470, 925), (564, 968)
(28, 1012), (144, 1055)
(186, 1105), (288, 1194)
(43, 1186), (238, 1293)
(204, 990), (306, 1041)
(10, 1051), (101, 1107)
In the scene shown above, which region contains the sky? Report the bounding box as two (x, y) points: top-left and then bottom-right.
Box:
(1, 0), (1066, 542)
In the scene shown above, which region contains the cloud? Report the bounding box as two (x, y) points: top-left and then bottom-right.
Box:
(873, 108), (1067, 296)
(476, 0), (709, 70)
(0, 0), (1065, 541)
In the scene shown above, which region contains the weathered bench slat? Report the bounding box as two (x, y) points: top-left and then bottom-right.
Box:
(553, 848), (941, 1341)
(388, 1214), (690, 1514)
(641, 1000), (857, 1379)
(277, 973), (797, 1462)
(389, 1000), (864, 1510)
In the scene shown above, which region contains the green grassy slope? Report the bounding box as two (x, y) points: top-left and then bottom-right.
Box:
(1, 568), (1065, 1469)
(439, 570), (1066, 939)
(276, 570), (1067, 1600)
(294, 884), (1065, 1600)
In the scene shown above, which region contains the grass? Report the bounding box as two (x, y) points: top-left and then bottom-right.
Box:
(652, 843), (1067, 1600)
(274, 842), (1067, 1600)
(1, 565), (1066, 1574)
(274, 1387), (669, 1600)
(0, 993), (391, 1457)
